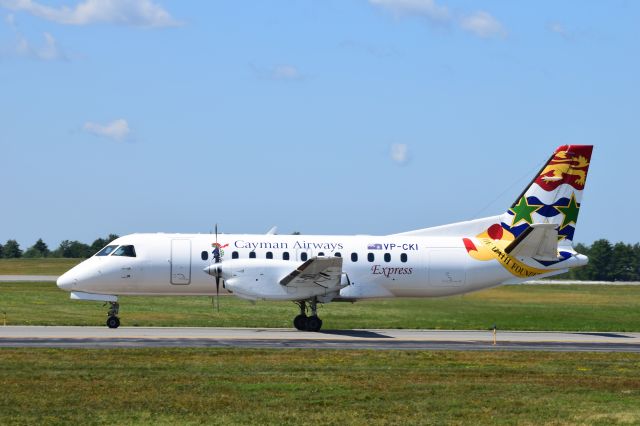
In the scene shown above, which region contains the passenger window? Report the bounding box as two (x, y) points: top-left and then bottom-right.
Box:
(249, 252), (256, 259)
(301, 252), (308, 261)
(401, 253), (408, 263)
(384, 253), (391, 263)
(351, 252), (358, 262)
(283, 252), (290, 260)
(335, 252), (341, 257)
(113, 245), (136, 257)
(367, 253), (374, 262)
(96, 245), (118, 256)
(232, 251), (239, 259)
(201, 251), (208, 261)
(318, 252), (325, 256)
(266, 251), (273, 259)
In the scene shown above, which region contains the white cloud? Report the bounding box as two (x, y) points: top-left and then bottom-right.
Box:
(548, 22), (572, 40)
(39, 32), (61, 59)
(84, 119), (130, 141)
(272, 65), (301, 80)
(4, 15), (67, 61)
(460, 11), (506, 38)
(369, 0), (449, 24)
(17, 32), (65, 60)
(370, 1), (507, 39)
(0, 0), (181, 27)
(390, 143), (409, 165)
(250, 63), (304, 81)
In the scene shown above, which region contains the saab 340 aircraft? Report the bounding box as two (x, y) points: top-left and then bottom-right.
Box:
(57, 145), (593, 331)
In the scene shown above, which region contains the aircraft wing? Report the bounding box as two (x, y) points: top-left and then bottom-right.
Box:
(280, 257), (343, 289)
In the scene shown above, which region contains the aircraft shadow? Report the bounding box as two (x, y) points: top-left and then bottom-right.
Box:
(574, 332), (632, 339)
(319, 330), (392, 339)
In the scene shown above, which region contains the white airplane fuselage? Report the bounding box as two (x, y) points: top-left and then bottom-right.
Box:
(57, 232), (581, 301)
(56, 144), (594, 330)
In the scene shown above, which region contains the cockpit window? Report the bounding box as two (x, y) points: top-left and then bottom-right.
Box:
(95, 245), (119, 256)
(112, 245), (136, 257)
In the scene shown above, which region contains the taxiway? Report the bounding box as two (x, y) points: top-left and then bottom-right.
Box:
(1, 326), (639, 352)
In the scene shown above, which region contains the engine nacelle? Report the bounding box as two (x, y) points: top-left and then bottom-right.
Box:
(203, 259), (344, 301)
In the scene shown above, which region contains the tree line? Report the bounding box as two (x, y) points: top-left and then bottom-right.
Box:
(560, 240), (640, 281)
(0, 236), (639, 281)
(0, 235), (119, 259)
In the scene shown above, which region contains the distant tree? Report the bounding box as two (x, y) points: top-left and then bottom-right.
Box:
(633, 244), (640, 281)
(586, 239), (613, 281)
(54, 240), (92, 258)
(567, 242), (591, 280)
(90, 234), (120, 255)
(23, 248), (39, 258)
(51, 240), (70, 258)
(34, 238), (50, 256)
(3, 239), (23, 258)
(90, 238), (108, 254)
(291, 231), (301, 235)
(0, 242), (3, 258)
(611, 242), (637, 281)
(23, 238), (51, 258)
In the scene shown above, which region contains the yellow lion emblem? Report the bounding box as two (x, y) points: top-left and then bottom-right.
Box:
(539, 151), (590, 186)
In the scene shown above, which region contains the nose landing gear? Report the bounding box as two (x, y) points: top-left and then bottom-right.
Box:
(293, 299), (323, 332)
(106, 301), (120, 329)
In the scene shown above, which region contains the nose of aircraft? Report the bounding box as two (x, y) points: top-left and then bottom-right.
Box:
(56, 271), (76, 291)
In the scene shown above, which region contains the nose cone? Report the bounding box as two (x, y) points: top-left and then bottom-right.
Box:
(57, 271), (76, 291)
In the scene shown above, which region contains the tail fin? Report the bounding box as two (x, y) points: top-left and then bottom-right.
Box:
(501, 145), (593, 245)
(463, 145), (593, 279)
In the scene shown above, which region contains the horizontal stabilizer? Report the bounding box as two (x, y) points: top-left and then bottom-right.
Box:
(505, 223), (558, 261)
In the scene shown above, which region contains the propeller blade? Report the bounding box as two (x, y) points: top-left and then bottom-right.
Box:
(215, 276), (220, 312)
(214, 224), (220, 312)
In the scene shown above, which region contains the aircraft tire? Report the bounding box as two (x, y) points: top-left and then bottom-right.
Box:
(293, 314), (307, 331)
(306, 316), (322, 332)
(106, 316), (120, 329)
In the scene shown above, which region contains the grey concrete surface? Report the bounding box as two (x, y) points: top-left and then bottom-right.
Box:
(1, 326), (639, 352)
(0, 275), (58, 282)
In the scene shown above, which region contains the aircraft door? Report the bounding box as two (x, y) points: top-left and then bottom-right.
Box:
(170, 239), (192, 285)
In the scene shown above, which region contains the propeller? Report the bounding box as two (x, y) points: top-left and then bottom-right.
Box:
(213, 224), (221, 312)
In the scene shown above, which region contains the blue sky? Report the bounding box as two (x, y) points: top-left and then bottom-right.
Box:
(1, 0), (638, 250)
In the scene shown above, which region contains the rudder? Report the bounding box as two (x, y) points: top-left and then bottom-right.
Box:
(501, 145), (593, 245)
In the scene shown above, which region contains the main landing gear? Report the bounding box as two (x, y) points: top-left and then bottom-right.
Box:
(293, 299), (323, 332)
(106, 301), (120, 329)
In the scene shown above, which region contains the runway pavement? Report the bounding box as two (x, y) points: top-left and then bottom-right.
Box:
(1, 326), (640, 352)
(0, 275), (58, 282)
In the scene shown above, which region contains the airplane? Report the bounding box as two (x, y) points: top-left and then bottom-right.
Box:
(57, 145), (593, 331)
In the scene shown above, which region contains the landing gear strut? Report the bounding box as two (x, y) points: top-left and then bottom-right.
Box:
(293, 298), (323, 332)
(106, 301), (120, 329)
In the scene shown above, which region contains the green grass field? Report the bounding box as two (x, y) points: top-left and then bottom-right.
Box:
(3, 262), (640, 425)
(0, 258), (82, 275)
(2, 281), (640, 331)
(1, 348), (639, 425)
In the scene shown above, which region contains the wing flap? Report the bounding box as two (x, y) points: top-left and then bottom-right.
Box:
(280, 257), (343, 289)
